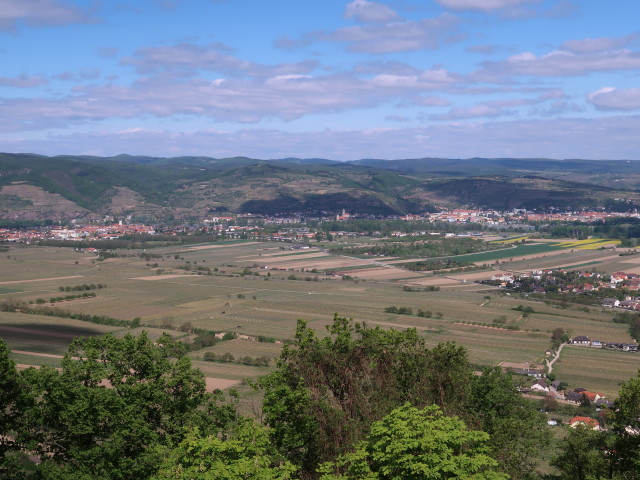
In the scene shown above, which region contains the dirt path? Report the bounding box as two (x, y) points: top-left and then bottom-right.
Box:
(546, 342), (566, 374)
(12, 350), (64, 359)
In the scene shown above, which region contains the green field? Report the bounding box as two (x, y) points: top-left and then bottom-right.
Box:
(552, 346), (639, 398)
(453, 242), (569, 263)
(0, 240), (637, 396)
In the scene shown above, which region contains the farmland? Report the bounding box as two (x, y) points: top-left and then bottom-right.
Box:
(0, 237), (638, 398)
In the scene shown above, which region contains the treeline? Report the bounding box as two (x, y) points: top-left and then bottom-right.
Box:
(538, 216), (640, 244)
(384, 305), (442, 318)
(58, 283), (106, 291)
(203, 351), (271, 366)
(0, 219), (53, 228)
(35, 233), (227, 250)
(307, 218), (490, 236)
(613, 311), (640, 342)
(31, 292), (97, 305)
(0, 300), (135, 327)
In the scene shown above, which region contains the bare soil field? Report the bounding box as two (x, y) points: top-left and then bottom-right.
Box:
(402, 276), (471, 287)
(205, 377), (240, 391)
(336, 267), (426, 281)
(130, 274), (191, 281)
(259, 257), (368, 270)
(185, 242), (261, 251)
(0, 312), (122, 355)
(244, 251), (327, 260)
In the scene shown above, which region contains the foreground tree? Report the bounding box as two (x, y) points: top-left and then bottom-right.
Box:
(0, 338), (33, 477)
(551, 427), (616, 480)
(318, 403), (508, 480)
(610, 369), (640, 477)
(10, 332), (237, 480)
(469, 367), (549, 479)
(260, 315), (473, 478)
(152, 419), (295, 480)
(552, 370), (640, 480)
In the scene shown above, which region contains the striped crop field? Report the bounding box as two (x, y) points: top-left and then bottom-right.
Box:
(550, 238), (620, 249)
(453, 243), (568, 263)
(455, 238), (619, 263)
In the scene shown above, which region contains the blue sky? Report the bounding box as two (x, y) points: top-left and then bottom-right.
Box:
(1, 0), (640, 160)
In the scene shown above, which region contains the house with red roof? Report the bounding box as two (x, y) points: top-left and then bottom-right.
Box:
(569, 416), (600, 430)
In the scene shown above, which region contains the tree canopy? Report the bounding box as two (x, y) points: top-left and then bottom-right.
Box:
(318, 403), (508, 480)
(1, 332), (238, 480)
(259, 315), (548, 479)
(152, 420), (296, 480)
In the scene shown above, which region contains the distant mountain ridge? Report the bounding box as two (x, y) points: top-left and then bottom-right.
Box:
(1, 152), (638, 222)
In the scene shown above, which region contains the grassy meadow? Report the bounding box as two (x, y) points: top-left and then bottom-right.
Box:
(0, 239), (638, 396)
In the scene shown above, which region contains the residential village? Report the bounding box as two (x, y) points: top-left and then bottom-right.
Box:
(505, 362), (622, 432)
(2, 206), (640, 243)
(487, 268), (640, 315)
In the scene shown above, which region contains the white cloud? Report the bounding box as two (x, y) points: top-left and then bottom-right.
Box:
(465, 44), (502, 54)
(435, 0), (537, 11)
(414, 96), (451, 107)
(0, 0), (95, 31)
(344, 0), (399, 23)
(277, 13), (460, 54)
(385, 114), (410, 122)
(371, 68), (459, 89)
(430, 104), (509, 120)
(588, 87), (640, 111)
(560, 34), (638, 54)
(477, 48), (640, 77)
(5, 115), (640, 160)
(354, 61), (420, 76)
(429, 90), (566, 120)
(531, 100), (583, 116)
(121, 42), (318, 77)
(0, 72), (382, 130)
(0, 74), (47, 88)
(0, 59), (469, 132)
(330, 14), (460, 53)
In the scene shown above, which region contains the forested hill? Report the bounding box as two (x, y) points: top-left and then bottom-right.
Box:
(1, 152), (639, 222)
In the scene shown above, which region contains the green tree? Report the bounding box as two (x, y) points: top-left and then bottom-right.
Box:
(551, 370), (640, 480)
(610, 369), (640, 477)
(469, 367), (550, 479)
(14, 332), (237, 480)
(551, 427), (615, 480)
(318, 403), (507, 480)
(152, 419), (295, 480)
(0, 338), (32, 477)
(260, 315), (473, 478)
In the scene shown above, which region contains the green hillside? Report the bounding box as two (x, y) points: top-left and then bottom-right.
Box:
(1, 153), (638, 221)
